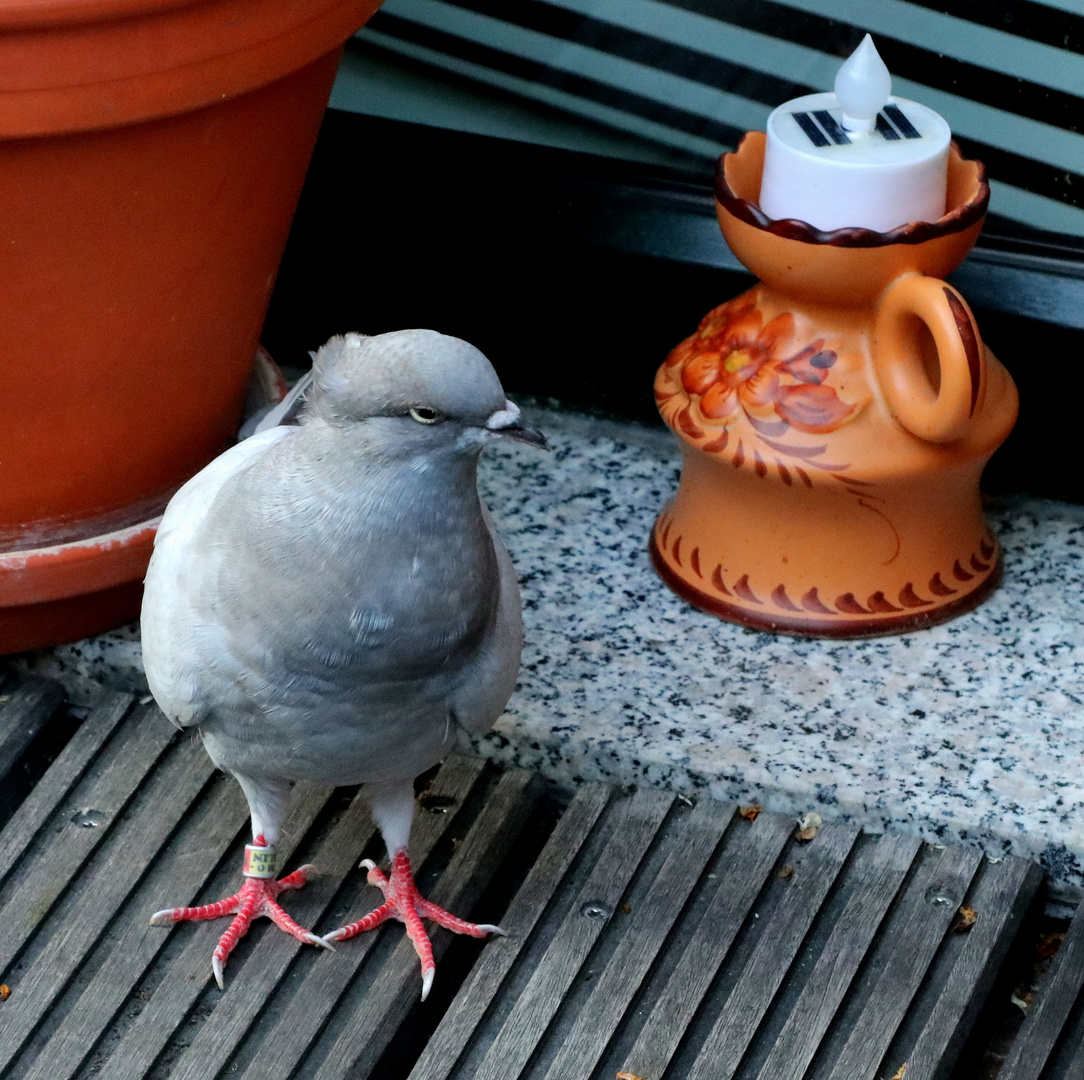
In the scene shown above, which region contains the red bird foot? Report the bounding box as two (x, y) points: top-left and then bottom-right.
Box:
(150, 848), (331, 989)
(321, 850), (503, 1001)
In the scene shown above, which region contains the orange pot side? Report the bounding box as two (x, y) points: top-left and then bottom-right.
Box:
(0, 0), (382, 652)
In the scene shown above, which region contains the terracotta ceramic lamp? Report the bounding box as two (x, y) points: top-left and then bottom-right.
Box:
(651, 133), (1018, 638)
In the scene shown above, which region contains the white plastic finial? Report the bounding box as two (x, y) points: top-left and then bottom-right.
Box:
(835, 34), (891, 132)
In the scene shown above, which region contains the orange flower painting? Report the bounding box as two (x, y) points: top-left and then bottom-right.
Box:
(670, 296), (856, 435)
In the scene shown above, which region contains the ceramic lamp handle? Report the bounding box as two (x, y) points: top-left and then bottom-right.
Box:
(872, 274), (986, 444)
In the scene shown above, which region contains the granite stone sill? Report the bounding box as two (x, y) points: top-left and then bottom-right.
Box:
(12, 407), (1084, 902)
(477, 409), (1084, 904)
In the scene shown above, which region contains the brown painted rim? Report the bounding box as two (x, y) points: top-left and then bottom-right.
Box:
(649, 531), (1003, 639)
(714, 140), (990, 249)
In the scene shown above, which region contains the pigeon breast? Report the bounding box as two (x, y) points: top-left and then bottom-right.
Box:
(144, 416), (514, 789)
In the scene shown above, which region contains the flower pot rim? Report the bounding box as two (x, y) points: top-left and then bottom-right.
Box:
(0, 0), (380, 137)
(0, 0), (196, 30)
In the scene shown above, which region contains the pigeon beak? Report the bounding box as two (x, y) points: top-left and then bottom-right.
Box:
(485, 402), (550, 449)
(496, 421), (550, 449)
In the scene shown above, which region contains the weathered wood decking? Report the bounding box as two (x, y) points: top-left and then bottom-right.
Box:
(998, 899), (1084, 1080)
(0, 675), (1077, 1079)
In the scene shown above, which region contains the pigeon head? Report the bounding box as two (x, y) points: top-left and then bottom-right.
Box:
(305, 329), (546, 450)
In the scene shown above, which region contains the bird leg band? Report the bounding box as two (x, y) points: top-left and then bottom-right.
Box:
(242, 844), (277, 879)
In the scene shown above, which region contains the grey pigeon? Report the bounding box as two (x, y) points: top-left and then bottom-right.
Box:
(141, 329), (546, 996)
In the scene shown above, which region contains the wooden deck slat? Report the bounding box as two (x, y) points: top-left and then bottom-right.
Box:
(538, 797), (733, 1080)
(407, 782), (612, 1080)
(0, 702), (176, 976)
(883, 855), (1042, 1080)
(18, 772), (249, 1080)
(229, 755), (490, 1080)
(0, 677), (66, 782)
(0, 690), (133, 888)
(749, 831), (923, 1080)
(0, 730), (216, 1075)
(1043, 996), (1084, 1080)
(613, 810), (796, 1080)
(684, 822), (862, 1080)
(813, 843), (984, 1080)
(464, 787), (674, 1080)
(308, 768), (544, 1080)
(86, 779), (335, 1080)
(0, 671), (1067, 1080)
(999, 898), (1084, 1080)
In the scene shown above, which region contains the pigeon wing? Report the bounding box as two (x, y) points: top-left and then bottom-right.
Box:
(141, 425), (296, 730)
(448, 504), (523, 735)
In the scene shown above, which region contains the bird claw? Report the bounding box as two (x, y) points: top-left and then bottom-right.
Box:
(151, 866), (322, 990)
(326, 850), (501, 1000)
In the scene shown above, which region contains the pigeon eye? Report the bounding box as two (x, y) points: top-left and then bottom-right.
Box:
(409, 407), (443, 425)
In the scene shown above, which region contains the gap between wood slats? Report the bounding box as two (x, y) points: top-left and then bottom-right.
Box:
(0, 676), (67, 774)
(880, 854), (1042, 1080)
(0, 676), (1055, 1080)
(402, 793), (1040, 1080)
(803, 841), (984, 1080)
(0, 690), (133, 892)
(739, 830), (924, 1080)
(0, 716), (219, 1075)
(1041, 991), (1084, 1080)
(999, 897), (1084, 1080)
(408, 781), (612, 1080)
(479, 785), (680, 1080)
(0, 677), (70, 823)
(537, 796), (735, 1080)
(678, 821), (863, 1080)
(305, 768), (543, 1080)
(454, 786), (675, 1080)
(20, 769), (252, 1080)
(596, 810), (804, 1080)
(0, 699), (173, 983)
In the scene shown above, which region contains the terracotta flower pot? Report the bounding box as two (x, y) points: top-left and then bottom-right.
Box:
(651, 133), (1019, 638)
(0, 0), (382, 652)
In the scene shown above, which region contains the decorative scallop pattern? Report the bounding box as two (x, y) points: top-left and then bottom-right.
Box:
(654, 515), (998, 623)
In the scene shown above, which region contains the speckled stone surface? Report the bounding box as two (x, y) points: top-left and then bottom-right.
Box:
(477, 410), (1084, 903)
(11, 407), (1084, 900)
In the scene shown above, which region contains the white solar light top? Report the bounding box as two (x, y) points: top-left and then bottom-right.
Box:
(757, 36), (951, 233)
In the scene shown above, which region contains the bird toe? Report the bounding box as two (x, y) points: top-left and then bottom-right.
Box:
(308, 932), (336, 952)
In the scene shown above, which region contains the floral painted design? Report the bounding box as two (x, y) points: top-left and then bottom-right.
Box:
(666, 296), (856, 435)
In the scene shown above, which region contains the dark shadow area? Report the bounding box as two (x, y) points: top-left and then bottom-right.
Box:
(264, 110), (1084, 505)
